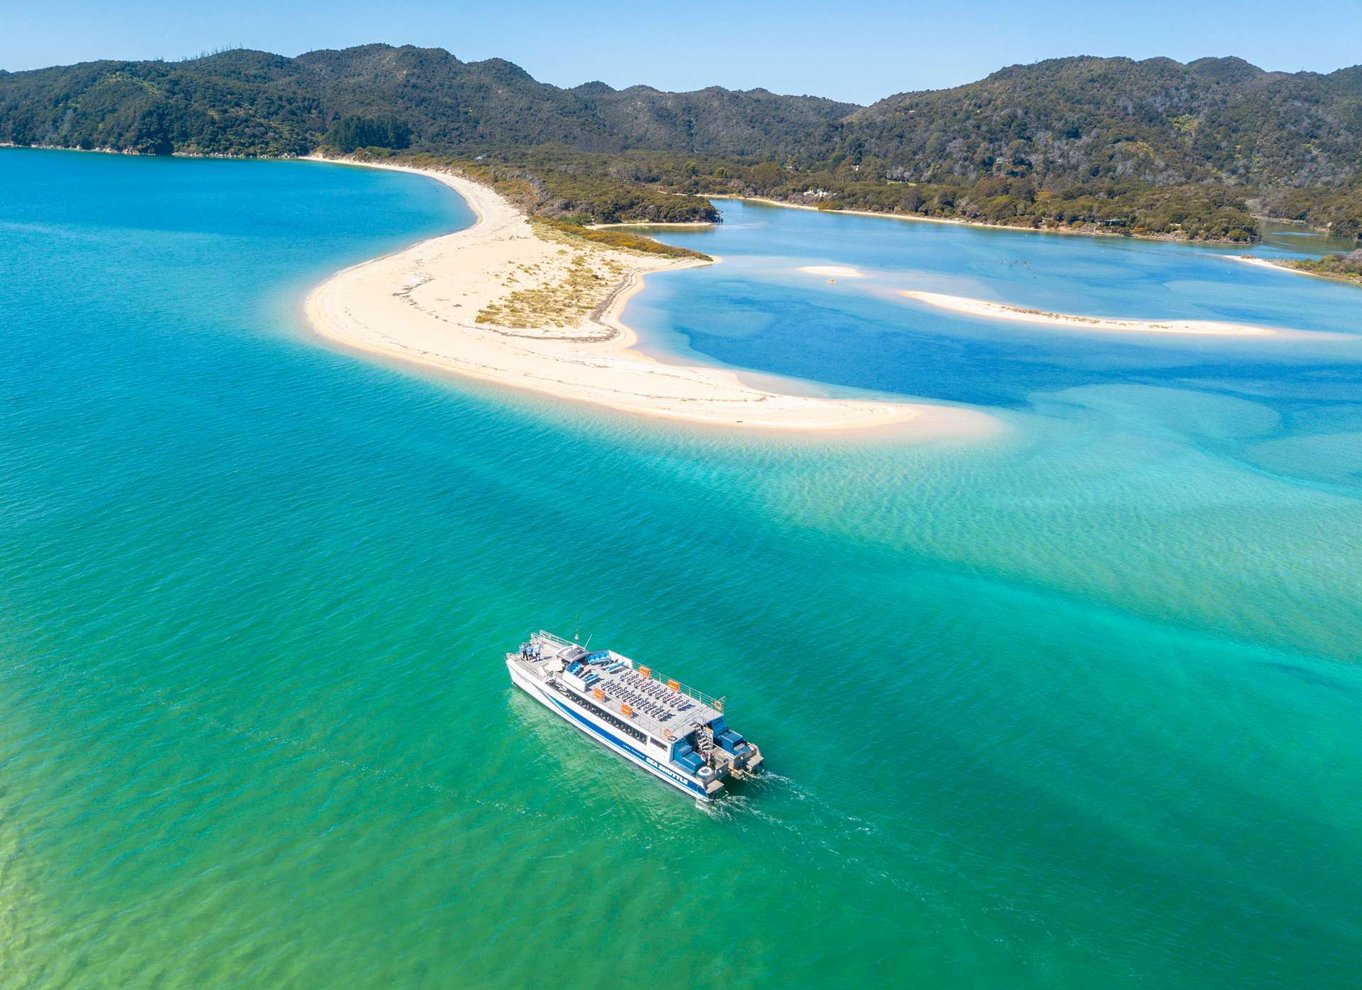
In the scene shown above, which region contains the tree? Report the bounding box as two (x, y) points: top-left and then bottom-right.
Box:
(746, 162), (785, 195)
(328, 115), (411, 153)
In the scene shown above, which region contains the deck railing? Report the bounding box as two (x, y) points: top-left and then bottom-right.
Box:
(531, 630), (726, 713)
(612, 652), (725, 713)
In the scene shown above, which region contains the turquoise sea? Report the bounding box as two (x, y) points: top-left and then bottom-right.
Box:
(2, 148), (1360, 989)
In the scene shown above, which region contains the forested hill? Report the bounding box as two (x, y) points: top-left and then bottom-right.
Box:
(0, 44), (854, 158)
(847, 56), (1362, 189)
(2, 45), (1361, 240)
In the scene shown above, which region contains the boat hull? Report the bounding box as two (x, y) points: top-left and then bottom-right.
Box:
(507, 658), (714, 801)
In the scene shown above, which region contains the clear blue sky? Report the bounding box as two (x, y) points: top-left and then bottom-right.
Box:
(4, 0), (1361, 104)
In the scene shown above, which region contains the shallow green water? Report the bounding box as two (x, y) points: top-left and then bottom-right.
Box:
(2, 149), (1360, 989)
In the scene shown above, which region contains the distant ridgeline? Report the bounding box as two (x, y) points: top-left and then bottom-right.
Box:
(2, 44), (1361, 242)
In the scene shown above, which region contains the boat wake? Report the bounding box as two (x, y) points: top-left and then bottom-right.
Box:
(27, 653), (562, 825)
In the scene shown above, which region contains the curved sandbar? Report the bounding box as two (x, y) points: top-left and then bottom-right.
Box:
(1231, 255), (1309, 278)
(799, 265), (867, 279)
(902, 290), (1281, 336)
(1229, 254), (1362, 287)
(306, 160), (996, 436)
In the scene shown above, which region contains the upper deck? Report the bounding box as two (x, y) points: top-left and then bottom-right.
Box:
(515, 631), (726, 743)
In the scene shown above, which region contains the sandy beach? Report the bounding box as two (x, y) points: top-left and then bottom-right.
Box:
(1228, 254), (1361, 285)
(714, 194), (1140, 240)
(586, 220), (717, 230)
(713, 194), (974, 231)
(799, 265), (867, 279)
(901, 290), (1284, 336)
(305, 159), (995, 435)
(1231, 255), (1295, 274)
(1230, 255), (1329, 281)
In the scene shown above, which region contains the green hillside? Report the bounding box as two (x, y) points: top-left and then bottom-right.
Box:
(2, 45), (1359, 240)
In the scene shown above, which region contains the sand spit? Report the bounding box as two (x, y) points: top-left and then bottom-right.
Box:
(1231, 256), (1305, 276)
(902, 290), (1284, 336)
(1229, 254), (1362, 288)
(304, 159), (995, 436)
(799, 265), (868, 279)
(586, 220), (717, 230)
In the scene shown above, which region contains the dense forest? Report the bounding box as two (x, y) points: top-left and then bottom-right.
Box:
(1, 44), (1360, 241)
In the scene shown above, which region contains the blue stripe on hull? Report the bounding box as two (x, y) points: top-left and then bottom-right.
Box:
(526, 681), (710, 800)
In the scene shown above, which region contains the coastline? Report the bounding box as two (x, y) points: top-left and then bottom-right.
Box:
(1230, 254), (1362, 288)
(303, 157), (997, 437)
(708, 194), (1250, 246)
(0, 145), (1337, 251)
(586, 220), (717, 230)
(715, 194), (975, 231)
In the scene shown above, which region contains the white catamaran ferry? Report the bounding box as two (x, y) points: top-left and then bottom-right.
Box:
(507, 631), (763, 801)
